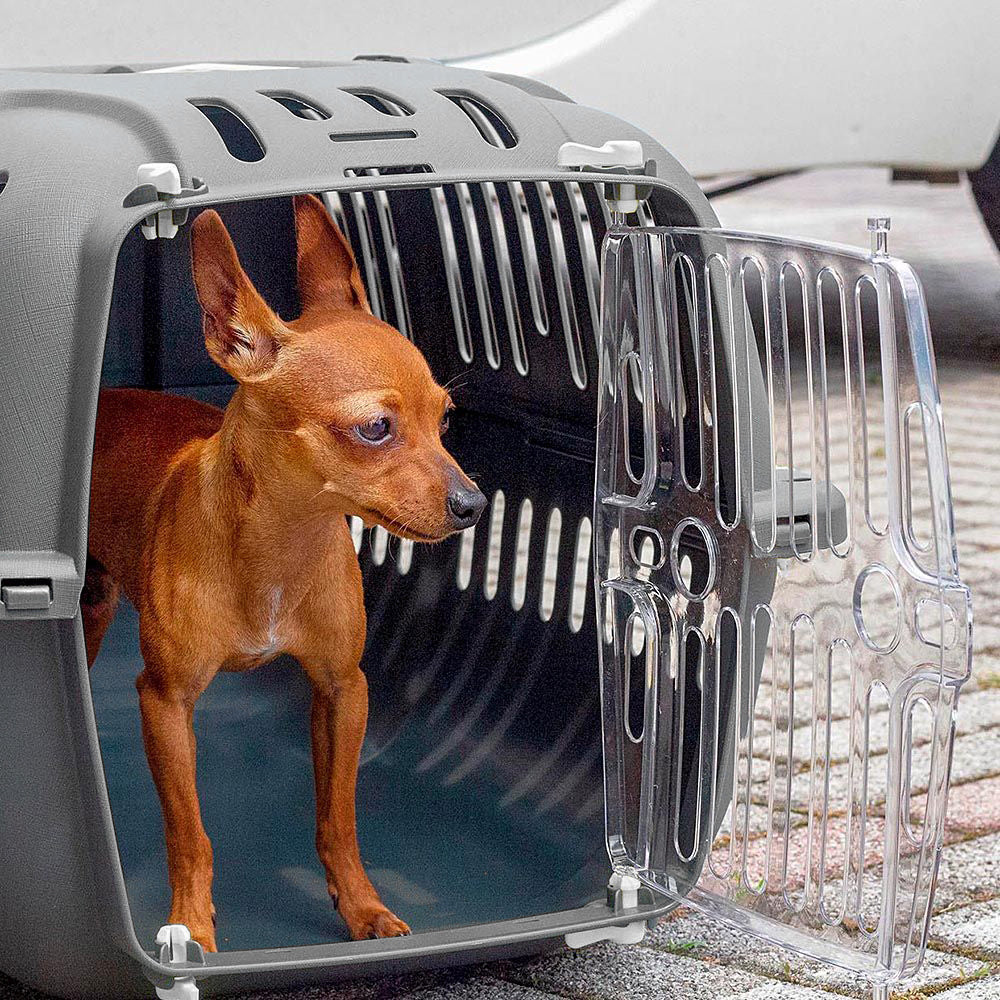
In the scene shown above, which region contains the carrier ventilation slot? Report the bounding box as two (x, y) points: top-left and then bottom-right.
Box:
(320, 165), (432, 338)
(344, 164), (433, 176)
(346, 168), (413, 337)
(297, 94), (418, 341)
(539, 508), (562, 621)
(341, 88), (414, 116)
(329, 129), (417, 143)
(439, 92), (518, 149)
(0, 170), (7, 196)
(323, 180), (655, 383)
(190, 101), (266, 162)
(363, 493), (595, 636)
(540, 181), (588, 388)
(569, 516), (592, 632)
(260, 91), (331, 120)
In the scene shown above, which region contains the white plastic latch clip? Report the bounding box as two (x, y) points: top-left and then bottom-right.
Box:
(557, 140), (644, 170)
(138, 163), (184, 240)
(557, 141), (646, 216)
(564, 872), (647, 949)
(153, 924), (199, 1000)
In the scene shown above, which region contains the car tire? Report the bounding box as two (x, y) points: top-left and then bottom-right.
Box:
(969, 129), (1000, 252)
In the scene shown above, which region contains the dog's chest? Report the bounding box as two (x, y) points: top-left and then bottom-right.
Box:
(242, 586), (287, 661)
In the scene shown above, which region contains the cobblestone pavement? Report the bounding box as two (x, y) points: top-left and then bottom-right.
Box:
(3, 169), (998, 1000)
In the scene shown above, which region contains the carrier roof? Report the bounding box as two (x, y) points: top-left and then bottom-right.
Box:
(0, 59), (709, 208)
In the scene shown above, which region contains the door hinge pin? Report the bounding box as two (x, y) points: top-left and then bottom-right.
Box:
(868, 216), (891, 256)
(138, 164), (183, 240)
(153, 924), (202, 1000)
(128, 164), (207, 240)
(558, 140), (651, 218)
(564, 871), (647, 949)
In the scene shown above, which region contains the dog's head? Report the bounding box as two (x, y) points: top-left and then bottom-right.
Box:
(190, 194), (485, 541)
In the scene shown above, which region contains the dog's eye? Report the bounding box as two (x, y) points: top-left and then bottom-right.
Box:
(355, 416), (393, 445)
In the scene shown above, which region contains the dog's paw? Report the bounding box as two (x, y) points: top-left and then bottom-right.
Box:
(171, 916), (218, 953)
(168, 903), (218, 953)
(191, 925), (219, 953)
(340, 899), (411, 940)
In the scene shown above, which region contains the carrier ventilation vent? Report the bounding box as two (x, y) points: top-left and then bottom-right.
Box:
(360, 496), (594, 635)
(260, 92), (331, 120)
(440, 92), (517, 149)
(0, 170), (7, 196)
(329, 129), (417, 143)
(190, 101), (265, 162)
(320, 165), (434, 339)
(341, 88), (414, 116)
(322, 180), (656, 382)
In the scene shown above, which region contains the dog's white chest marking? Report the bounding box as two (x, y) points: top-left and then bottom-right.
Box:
(247, 586), (284, 658)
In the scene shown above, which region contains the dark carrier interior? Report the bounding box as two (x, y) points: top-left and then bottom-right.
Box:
(91, 181), (696, 951)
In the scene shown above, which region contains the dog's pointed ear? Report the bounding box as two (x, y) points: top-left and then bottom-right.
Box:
(190, 209), (286, 383)
(293, 193), (371, 314)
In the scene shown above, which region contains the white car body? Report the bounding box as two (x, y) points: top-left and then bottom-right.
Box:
(4, 0), (999, 176)
(456, 0), (1000, 176)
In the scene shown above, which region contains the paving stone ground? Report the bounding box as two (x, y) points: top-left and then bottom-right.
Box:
(2, 169), (998, 1000)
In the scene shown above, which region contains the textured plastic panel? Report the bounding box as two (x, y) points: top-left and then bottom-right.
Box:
(596, 226), (971, 986)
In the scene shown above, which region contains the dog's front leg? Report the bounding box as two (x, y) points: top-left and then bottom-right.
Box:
(137, 663), (218, 952)
(309, 669), (411, 939)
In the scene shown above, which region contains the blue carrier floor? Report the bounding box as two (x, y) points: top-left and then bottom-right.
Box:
(89, 597), (607, 952)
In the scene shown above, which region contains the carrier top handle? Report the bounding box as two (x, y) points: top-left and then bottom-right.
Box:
(557, 140), (651, 221)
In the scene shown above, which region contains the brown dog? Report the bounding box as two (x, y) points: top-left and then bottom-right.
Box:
(83, 195), (486, 951)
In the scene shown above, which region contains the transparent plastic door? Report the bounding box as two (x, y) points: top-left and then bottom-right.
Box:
(595, 225), (971, 987)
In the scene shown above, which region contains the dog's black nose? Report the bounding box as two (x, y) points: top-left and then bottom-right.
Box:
(447, 484), (487, 529)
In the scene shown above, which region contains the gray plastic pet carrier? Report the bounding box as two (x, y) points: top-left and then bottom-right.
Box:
(0, 59), (970, 1000)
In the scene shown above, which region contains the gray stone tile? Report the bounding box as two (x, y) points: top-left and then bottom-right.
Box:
(752, 728), (1000, 814)
(405, 977), (561, 1000)
(783, 831), (1000, 943)
(648, 908), (985, 998)
(930, 973), (1000, 999)
(954, 689), (1000, 737)
(752, 688), (999, 768)
(723, 987), (844, 999)
(234, 971), (463, 1000)
(823, 831), (1000, 927)
(937, 729), (1000, 788)
(934, 833), (1000, 911)
(974, 625), (1000, 653)
(504, 942), (766, 1000)
(930, 900), (1000, 961)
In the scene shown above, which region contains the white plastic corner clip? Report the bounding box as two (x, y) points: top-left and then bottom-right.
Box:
(556, 140), (644, 170)
(564, 872), (647, 949)
(557, 140), (646, 215)
(153, 924), (199, 1000)
(138, 163), (184, 240)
